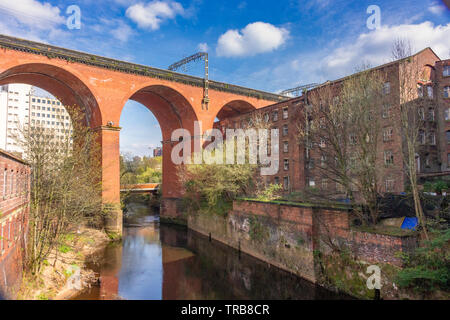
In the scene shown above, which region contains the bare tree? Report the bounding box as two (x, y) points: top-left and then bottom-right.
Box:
(392, 39), (429, 239)
(178, 112), (277, 215)
(299, 67), (387, 224)
(13, 108), (103, 274)
(300, 84), (354, 201)
(342, 67), (387, 224)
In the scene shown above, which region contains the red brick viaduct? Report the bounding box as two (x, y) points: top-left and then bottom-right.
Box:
(0, 35), (284, 233)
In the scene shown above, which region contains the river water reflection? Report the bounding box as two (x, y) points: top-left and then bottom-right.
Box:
(74, 202), (349, 300)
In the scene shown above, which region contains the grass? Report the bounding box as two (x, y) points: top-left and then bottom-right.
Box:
(63, 269), (74, 278)
(237, 198), (416, 237)
(58, 245), (72, 254)
(37, 292), (49, 300)
(198, 198), (233, 217)
(237, 197), (352, 210)
(106, 231), (122, 241)
(63, 233), (76, 243)
(352, 224), (416, 237)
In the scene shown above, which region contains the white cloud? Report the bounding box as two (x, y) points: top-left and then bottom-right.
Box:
(321, 21), (450, 79)
(0, 0), (69, 43)
(238, 21), (450, 93)
(110, 20), (134, 43)
(126, 1), (185, 31)
(0, 1), (137, 76)
(0, 0), (65, 29)
(91, 18), (135, 43)
(197, 42), (209, 52)
(216, 22), (289, 57)
(428, 2), (446, 15)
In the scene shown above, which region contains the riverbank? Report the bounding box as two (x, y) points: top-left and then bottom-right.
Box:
(186, 199), (449, 300)
(74, 205), (348, 300)
(17, 227), (111, 300)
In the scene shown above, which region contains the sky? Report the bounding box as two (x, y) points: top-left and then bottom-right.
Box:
(0, 0), (449, 156)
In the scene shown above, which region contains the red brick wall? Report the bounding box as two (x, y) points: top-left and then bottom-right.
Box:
(435, 59), (450, 171)
(0, 150), (30, 299)
(232, 200), (416, 267)
(351, 231), (409, 265)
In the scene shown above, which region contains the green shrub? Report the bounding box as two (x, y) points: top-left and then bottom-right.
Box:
(256, 183), (282, 201)
(180, 159), (257, 217)
(423, 182), (434, 193)
(422, 180), (448, 194)
(396, 228), (450, 293)
(435, 181), (447, 194)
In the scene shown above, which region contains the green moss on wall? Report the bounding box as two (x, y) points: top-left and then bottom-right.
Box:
(248, 216), (270, 243)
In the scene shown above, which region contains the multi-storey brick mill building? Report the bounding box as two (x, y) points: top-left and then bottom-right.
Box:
(215, 48), (450, 196)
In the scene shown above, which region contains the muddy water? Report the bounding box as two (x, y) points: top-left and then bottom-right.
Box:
(73, 202), (349, 300)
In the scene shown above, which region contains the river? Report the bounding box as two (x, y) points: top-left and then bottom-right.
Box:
(73, 202), (349, 300)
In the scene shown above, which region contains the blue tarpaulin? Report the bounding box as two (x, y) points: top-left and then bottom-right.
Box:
(401, 217), (418, 230)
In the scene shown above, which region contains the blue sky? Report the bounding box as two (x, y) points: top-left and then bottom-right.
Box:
(0, 0), (449, 156)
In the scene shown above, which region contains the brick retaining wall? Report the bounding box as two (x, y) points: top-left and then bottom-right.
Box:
(231, 200), (416, 266)
(188, 199), (418, 293)
(0, 150), (30, 299)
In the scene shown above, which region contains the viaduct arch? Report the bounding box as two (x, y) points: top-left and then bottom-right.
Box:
(0, 34), (284, 233)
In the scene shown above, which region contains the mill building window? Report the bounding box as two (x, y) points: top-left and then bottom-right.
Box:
(427, 86), (433, 98)
(283, 176), (290, 191)
(384, 151), (394, 166)
(444, 86), (450, 98)
(385, 179), (395, 192)
(282, 107), (288, 119)
(429, 132), (436, 145)
(443, 66), (450, 77)
(382, 82), (391, 95)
